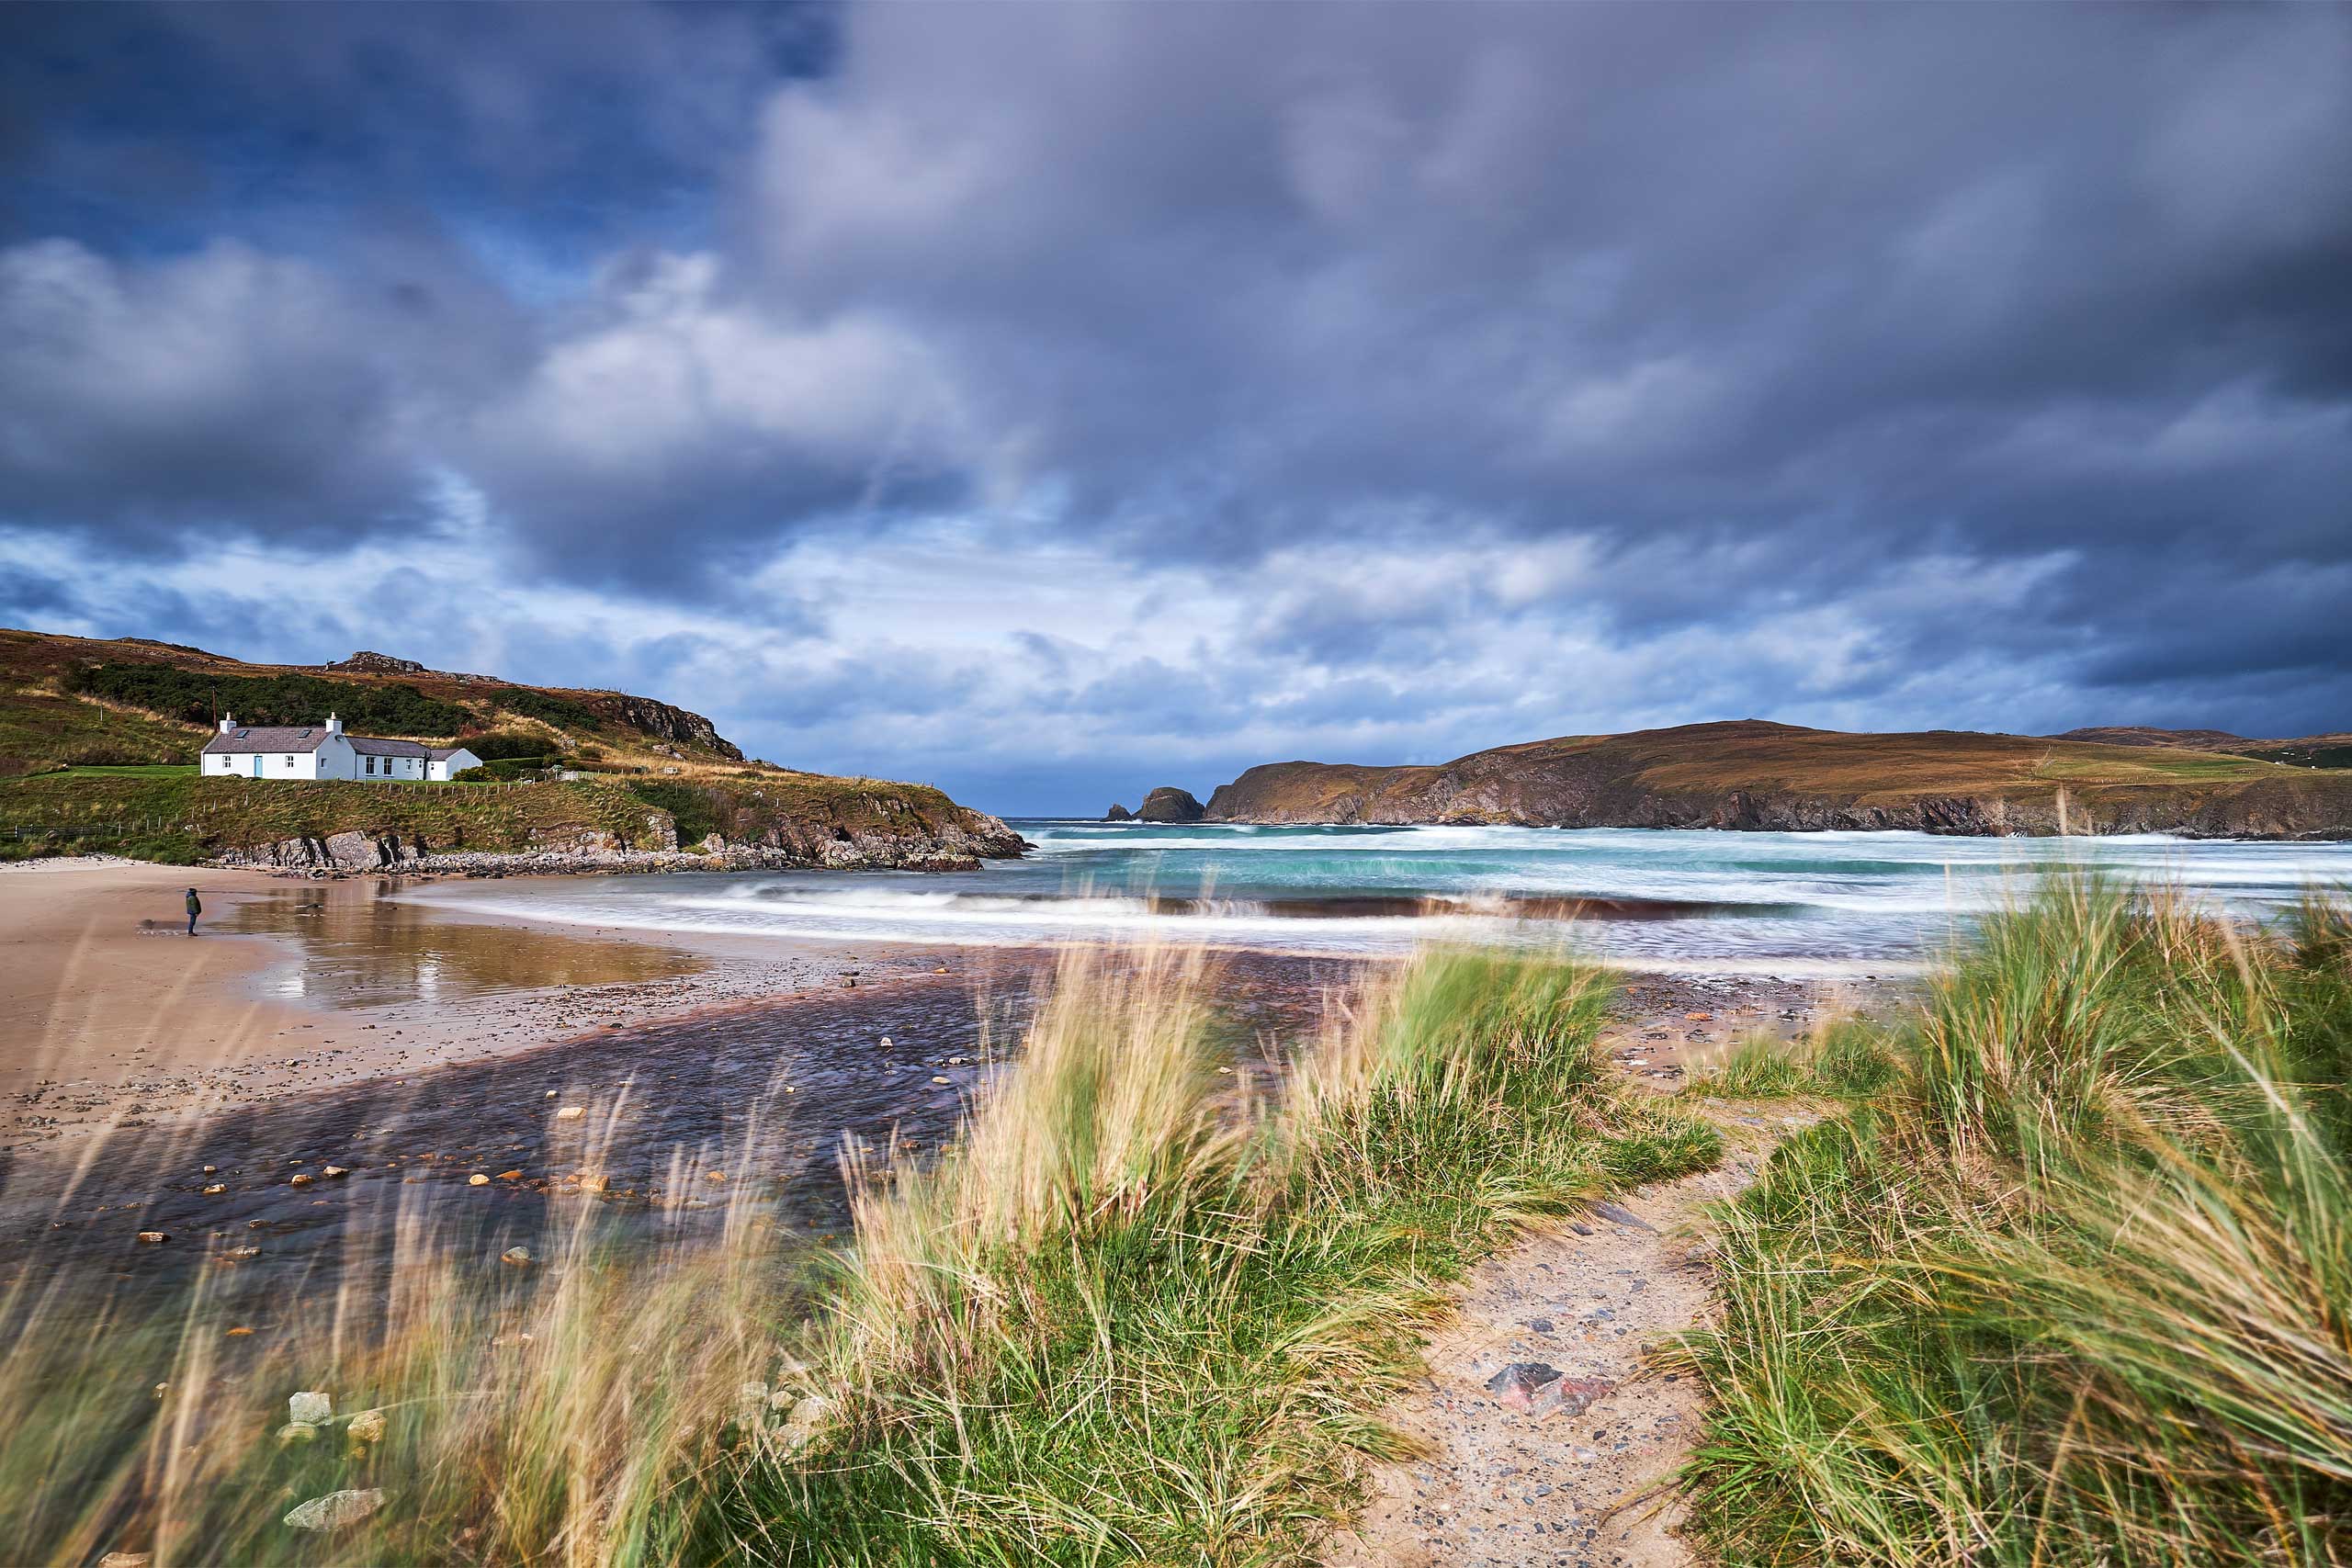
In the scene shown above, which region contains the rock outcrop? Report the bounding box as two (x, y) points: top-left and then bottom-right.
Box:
(1105, 804), (1134, 821)
(606, 694), (741, 760)
(1136, 786), (1206, 823)
(1203, 720), (2352, 840)
(322, 650), (425, 675)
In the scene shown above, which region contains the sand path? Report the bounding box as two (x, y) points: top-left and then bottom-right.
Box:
(1324, 1107), (1803, 1568)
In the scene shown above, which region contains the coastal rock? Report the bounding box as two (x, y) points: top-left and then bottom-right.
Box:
(1135, 786), (1206, 823)
(283, 1489), (386, 1531)
(347, 1408), (386, 1446)
(1104, 804), (1134, 821)
(288, 1390), (333, 1427)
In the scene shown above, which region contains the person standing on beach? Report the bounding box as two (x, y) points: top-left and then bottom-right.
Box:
(185, 886), (200, 936)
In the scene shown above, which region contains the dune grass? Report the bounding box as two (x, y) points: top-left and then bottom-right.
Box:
(0, 943), (1717, 1565)
(1679, 882), (2352, 1566)
(696, 944), (1717, 1562)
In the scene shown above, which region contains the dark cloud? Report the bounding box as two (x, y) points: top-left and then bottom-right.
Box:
(2, 3), (2349, 807)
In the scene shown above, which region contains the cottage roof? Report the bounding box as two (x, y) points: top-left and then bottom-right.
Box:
(347, 737), (430, 758)
(425, 747), (474, 761)
(201, 727), (330, 755)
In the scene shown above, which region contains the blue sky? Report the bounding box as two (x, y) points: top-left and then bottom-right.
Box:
(4, 2), (2349, 816)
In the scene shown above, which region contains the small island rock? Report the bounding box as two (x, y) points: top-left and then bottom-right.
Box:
(1136, 787), (1205, 823)
(1104, 804), (1134, 821)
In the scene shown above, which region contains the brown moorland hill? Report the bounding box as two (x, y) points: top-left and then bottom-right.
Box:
(1203, 720), (2352, 839)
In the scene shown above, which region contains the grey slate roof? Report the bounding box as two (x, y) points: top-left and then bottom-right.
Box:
(201, 726), (329, 755)
(426, 747), (474, 761)
(348, 737), (429, 758)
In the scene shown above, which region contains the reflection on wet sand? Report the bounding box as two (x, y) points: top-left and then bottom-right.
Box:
(219, 882), (707, 1010)
(3, 949), (1358, 1322)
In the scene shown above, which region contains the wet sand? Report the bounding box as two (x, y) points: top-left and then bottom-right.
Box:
(1, 861), (1019, 1151)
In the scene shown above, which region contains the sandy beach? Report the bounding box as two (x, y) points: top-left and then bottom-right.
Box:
(3, 858), (1891, 1160)
(0, 859), (1026, 1154)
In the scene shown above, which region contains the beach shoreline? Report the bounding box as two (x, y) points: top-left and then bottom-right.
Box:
(0, 858), (1027, 1153)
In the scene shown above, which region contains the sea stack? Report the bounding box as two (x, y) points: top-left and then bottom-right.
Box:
(1105, 804), (1134, 821)
(1136, 786), (1206, 823)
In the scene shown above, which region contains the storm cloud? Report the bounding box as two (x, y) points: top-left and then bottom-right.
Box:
(3, 2), (2348, 810)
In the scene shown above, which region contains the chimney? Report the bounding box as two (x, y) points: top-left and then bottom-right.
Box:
(325, 713), (344, 736)
(218, 713), (236, 735)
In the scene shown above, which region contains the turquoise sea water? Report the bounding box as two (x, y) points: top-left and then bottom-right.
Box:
(402, 822), (2352, 972)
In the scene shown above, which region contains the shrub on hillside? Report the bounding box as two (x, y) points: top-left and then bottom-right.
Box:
(71, 663), (470, 736)
(460, 730), (562, 762)
(492, 687), (605, 731)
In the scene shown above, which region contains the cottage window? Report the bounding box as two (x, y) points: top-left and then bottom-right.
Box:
(284, 755), (296, 768)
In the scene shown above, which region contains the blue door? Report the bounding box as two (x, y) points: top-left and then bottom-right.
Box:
(252, 755), (263, 779)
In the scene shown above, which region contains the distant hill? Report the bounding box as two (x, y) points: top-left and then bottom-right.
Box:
(0, 626), (741, 775)
(2050, 726), (2352, 773)
(2050, 726), (2250, 750)
(1202, 720), (2352, 839)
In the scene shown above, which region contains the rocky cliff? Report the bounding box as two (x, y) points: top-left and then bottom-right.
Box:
(1204, 721), (2352, 840)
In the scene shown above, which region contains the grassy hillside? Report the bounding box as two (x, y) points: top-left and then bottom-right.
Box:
(0, 626), (1023, 866)
(0, 626), (742, 775)
(1204, 720), (2352, 837)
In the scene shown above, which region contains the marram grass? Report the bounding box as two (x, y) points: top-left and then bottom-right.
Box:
(1680, 880), (2352, 1567)
(0, 943), (1716, 1565)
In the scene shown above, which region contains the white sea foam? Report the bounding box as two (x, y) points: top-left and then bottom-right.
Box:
(400, 823), (2352, 963)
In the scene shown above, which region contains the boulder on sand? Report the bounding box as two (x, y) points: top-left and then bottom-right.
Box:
(1135, 787), (1205, 823)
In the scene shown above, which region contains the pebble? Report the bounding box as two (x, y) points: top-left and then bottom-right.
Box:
(283, 1489), (386, 1531)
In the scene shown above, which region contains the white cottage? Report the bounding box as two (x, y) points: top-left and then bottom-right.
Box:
(198, 714), (481, 783)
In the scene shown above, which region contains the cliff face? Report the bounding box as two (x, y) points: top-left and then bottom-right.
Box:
(1204, 721), (2352, 840)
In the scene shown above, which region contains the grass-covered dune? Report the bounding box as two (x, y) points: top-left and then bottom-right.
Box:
(1685, 884), (2352, 1566)
(0, 947), (1718, 1565)
(1205, 719), (2352, 837)
(0, 768), (1022, 869)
